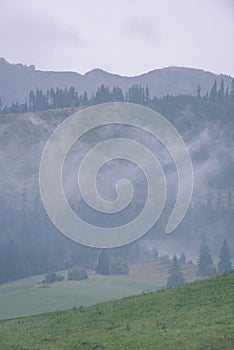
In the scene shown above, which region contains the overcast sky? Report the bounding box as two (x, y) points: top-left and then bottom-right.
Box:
(1, 0), (233, 76)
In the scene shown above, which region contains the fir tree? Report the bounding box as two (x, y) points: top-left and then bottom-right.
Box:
(218, 240), (232, 274)
(197, 237), (215, 277)
(230, 78), (234, 100)
(82, 91), (89, 106)
(112, 86), (124, 102)
(225, 87), (229, 99)
(95, 249), (111, 275)
(145, 86), (150, 105)
(218, 78), (225, 102)
(196, 84), (201, 99)
(209, 80), (217, 102)
(167, 255), (186, 288)
(179, 252), (186, 265)
(226, 190), (233, 215)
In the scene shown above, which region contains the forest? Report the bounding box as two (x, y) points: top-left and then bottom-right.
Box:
(0, 79), (233, 284)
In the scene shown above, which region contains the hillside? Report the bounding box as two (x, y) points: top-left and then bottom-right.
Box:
(0, 57), (233, 105)
(0, 261), (199, 320)
(0, 272), (233, 349)
(0, 93), (234, 284)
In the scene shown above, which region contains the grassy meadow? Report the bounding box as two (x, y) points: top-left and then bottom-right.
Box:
(0, 271), (233, 349)
(0, 263), (170, 320)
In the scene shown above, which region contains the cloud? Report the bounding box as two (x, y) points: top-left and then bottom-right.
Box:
(0, 0), (233, 76)
(0, 14), (83, 48)
(125, 17), (160, 45)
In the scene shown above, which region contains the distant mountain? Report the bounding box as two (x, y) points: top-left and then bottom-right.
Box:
(0, 57), (232, 105)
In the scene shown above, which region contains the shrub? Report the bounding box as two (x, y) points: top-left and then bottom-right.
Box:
(44, 272), (64, 284)
(160, 254), (171, 265)
(111, 261), (129, 275)
(67, 267), (88, 281)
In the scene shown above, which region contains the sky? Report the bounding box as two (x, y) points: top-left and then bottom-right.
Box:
(0, 0), (233, 76)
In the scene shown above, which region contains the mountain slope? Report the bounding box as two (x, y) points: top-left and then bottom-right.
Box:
(0, 57), (232, 105)
(0, 271), (233, 349)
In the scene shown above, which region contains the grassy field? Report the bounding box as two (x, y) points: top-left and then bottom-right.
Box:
(0, 268), (167, 320)
(0, 271), (233, 349)
(0, 262), (197, 320)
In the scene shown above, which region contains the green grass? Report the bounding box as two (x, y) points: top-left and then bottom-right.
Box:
(0, 271), (166, 320)
(0, 272), (233, 350)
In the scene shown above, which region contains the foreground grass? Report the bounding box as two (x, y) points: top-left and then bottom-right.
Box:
(0, 272), (233, 350)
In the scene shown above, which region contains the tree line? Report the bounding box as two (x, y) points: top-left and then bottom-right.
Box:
(167, 238), (232, 288)
(0, 78), (234, 115)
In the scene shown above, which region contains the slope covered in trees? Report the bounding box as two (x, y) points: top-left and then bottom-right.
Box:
(0, 79), (233, 284)
(1, 77), (234, 115)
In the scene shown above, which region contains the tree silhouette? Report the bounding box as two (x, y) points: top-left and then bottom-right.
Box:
(167, 255), (186, 288)
(95, 249), (111, 275)
(197, 237), (215, 277)
(218, 240), (232, 274)
(209, 80), (217, 102)
(179, 252), (186, 265)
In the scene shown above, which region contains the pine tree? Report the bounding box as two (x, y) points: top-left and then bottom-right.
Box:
(218, 79), (225, 102)
(218, 240), (232, 274)
(179, 252), (186, 264)
(209, 80), (217, 102)
(197, 237), (215, 277)
(112, 86), (124, 102)
(82, 91), (89, 106)
(225, 87), (229, 99)
(226, 190), (233, 215)
(216, 191), (223, 214)
(145, 86), (150, 105)
(230, 78), (234, 100)
(196, 84), (201, 99)
(29, 90), (35, 111)
(95, 249), (111, 275)
(167, 255), (186, 288)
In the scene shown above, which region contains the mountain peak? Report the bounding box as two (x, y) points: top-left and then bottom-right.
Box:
(0, 57), (8, 64)
(0, 57), (35, 70)
(84, 68), (112, 78)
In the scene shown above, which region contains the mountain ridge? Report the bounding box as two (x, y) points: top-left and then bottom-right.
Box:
(0, 57), (233, 106)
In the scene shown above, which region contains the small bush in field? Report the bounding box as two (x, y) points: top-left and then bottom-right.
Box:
(111, 261), (129, 275)
(67, 267), (88, 281)
(43, 272), (64, 284)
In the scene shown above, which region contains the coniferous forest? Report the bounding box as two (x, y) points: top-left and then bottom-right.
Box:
(0, 78), (233, 284)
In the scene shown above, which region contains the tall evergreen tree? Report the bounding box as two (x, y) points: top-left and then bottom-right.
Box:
(197, 237), (215, 277)
(196, 84), (201, 99)
(95, 249), (111, 275)
(226, 190), (233, 215)
(218, 240), (232, 274)
(218, 79), (225, 102)
(179, 252), (186, 265)
(145, 86), (150, 105)
(167, 255), (186, 288)
(225, 87), (229, 99)
(82, 91), (89, 106)
(112, 86), (124, 102)
(209, 80), (217, 102)
(230, 78), (234, 100)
